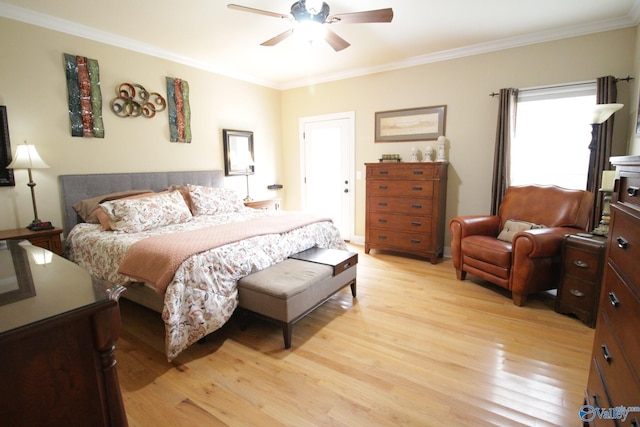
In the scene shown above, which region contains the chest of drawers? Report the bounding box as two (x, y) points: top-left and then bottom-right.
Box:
(365, 162), (447, 263)
(584, 155), (640, 426)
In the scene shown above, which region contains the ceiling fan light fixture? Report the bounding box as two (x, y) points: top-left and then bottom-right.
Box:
(295, 19), (326, 44)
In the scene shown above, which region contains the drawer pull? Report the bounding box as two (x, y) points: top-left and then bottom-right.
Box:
(608, 292), (620, 307)
(412, 186), (423, 191)
(569, 289), (584, 297)
(378, 185), (388, 190)
(631, 418), (639, 427)
(377, 235), (387, 240)
(377, 218), (388, 223)
(411, 222), (422, 227)
(343, 262), (351, 269)
(379, 170), (389, 175)
(412, 204), (422, 209)
(573, 260), (589, 268)
(591, 393), (601, 408)
(410, 239), (421, 244)
(413, 170), (424, 175)
(627, 186), (639, 197)
(378, 202), (388, 207)
(616, 236), (629, 249)
(601, 344), (612, 363)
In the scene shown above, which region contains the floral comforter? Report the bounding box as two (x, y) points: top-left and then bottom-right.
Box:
(66, 208), (346, 360)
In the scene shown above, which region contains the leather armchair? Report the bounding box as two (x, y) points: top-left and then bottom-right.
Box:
(449, 185), (594, 306)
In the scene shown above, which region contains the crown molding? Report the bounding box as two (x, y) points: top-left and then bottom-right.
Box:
(281, 14), (638, 89)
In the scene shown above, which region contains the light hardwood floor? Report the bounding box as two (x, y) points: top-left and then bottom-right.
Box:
(115, 244), (594, 426)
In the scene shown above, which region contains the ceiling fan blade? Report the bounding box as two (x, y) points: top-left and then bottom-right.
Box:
(324, 28), (351, 52)
(327, 8), (394, 24)
(227, 4), (290, 20)
(261, 29), (295, 47)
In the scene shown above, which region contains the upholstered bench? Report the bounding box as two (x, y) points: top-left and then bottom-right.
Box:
(237, 248), (357, 348)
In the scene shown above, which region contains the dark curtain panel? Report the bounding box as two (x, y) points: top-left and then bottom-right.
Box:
(589, 76), (618, 229)
(490, 88), (518, 215)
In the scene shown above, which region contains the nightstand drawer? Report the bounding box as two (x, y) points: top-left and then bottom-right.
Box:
(557, 276), (597, 309)
(564, 245), (602, 281)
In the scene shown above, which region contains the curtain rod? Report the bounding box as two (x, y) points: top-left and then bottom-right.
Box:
(489, 75), (634, 97)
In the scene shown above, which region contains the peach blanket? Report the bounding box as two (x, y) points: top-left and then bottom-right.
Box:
(117, 212), (330, 293)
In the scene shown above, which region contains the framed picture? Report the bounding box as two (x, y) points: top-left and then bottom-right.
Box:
(0, 106), (15, 186)
(223, 129), (255, 176)
(375, 105), (446, 142)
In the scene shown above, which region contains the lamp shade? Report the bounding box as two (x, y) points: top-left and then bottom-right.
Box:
(6, 144), (49, 170)
(590, 103), (624, 125)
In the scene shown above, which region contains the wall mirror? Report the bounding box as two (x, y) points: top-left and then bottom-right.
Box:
(223, 129), (254, 176)
(0, 106), (15, 186)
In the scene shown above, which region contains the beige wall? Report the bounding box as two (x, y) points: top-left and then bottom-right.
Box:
(0, 18), (283, 231)
(281, 28), (637, 245)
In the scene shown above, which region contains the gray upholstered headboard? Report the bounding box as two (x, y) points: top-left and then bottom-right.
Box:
(59, 170), (225, 235)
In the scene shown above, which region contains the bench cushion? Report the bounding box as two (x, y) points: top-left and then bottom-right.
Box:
(239, 259), (332, 299)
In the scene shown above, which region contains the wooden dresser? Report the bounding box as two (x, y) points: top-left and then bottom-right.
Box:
(365, 162), (448, 264)
(583, 155), (640, 426)
(0, 240), (128, 426)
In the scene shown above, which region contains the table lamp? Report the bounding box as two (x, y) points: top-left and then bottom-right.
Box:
(238, 149), (254, 202)
(6, 141), (54, 230)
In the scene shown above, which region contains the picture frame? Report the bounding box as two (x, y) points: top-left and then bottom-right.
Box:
(0, 105), (15, 186)
(375, 105), (447, 142)
(223, 129), (255, 176)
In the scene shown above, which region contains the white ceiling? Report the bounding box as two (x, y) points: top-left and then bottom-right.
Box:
(1, 0), (639, 89)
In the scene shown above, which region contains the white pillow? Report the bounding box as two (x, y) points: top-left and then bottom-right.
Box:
(187, 184), (244, 215)
(100, 190), (192, 233)
(497, 219), (545, 242)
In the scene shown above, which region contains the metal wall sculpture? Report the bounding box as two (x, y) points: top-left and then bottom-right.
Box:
(64, 53), (104, 138)
(166, 77), (192, 143)
(110, 83), (167, 118)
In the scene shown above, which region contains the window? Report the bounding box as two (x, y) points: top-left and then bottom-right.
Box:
(511, 83), (596, 190)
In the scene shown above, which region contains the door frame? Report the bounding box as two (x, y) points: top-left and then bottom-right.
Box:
(299, 111), (355, 241)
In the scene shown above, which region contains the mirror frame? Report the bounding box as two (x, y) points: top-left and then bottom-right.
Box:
(223, 129), (255, 176)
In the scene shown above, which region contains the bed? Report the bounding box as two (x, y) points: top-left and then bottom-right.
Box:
(59, 171), (347, 361)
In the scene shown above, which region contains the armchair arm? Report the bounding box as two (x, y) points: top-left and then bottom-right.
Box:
(449, 215), (500, 270)
(510, 226), (583, 298)
(512, 227), (574, 259)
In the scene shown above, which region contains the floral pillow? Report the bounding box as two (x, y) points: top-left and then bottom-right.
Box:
(100, 190), (192, 233)
(187, 184), (244, 215)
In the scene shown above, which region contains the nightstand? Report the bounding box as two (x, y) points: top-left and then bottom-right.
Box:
(244, 198), (281, 210)
(0, 227), (63, 256)
(555, 233), (606, 328)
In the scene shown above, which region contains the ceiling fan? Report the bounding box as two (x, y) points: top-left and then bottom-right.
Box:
(227, 1), (393, 52)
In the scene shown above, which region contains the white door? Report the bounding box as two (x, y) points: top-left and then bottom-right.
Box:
(300, 112), (354, 240)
